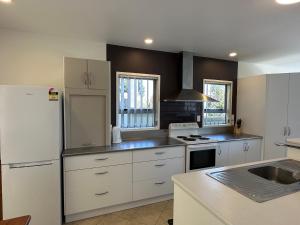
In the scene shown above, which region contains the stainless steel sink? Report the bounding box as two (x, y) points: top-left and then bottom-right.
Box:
(248, 166), (299, 185)
(207, 159), (300, 202)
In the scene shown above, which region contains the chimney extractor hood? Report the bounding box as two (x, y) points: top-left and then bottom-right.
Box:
(164, 52), (218, 102)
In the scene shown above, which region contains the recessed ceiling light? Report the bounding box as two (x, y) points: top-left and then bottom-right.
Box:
(144, 38), (153, 45)
(276, 0), (300, 4)
(229, 52), (237, 58)
(0, 0), (12, 4)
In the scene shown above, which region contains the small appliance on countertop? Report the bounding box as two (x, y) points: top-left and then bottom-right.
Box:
(112, 126), (122, 144)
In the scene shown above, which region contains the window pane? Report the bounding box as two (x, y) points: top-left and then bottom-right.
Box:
(203, 80), (232, 126)
(118, 74), (158, 129)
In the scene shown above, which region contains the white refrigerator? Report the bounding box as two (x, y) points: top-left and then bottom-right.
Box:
(0, 86), (62, 225)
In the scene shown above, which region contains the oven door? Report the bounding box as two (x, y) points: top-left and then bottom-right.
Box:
(186, 144), (217, 172)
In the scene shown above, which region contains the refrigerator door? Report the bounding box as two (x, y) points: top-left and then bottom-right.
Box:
(2, 160), (61, 225)
(0, 86), (62, 164)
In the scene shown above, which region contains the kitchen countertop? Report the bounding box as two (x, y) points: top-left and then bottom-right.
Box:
(172, 158), (300, 225)
(62, 133), (262, 157)
(62, 137), (185, 157)
(206, 133), (262, 142)
(287, 138), (300, 148)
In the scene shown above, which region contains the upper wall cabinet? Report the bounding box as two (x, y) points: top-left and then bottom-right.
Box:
(64, 57), (110, 90)
(64, 57), (111, 149)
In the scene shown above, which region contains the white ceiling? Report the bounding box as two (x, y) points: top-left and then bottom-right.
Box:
(1, 0), (300, 63)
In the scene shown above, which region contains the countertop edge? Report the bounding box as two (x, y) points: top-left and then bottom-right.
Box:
(62, 134), (263, 157)
(172, 158), (288, 225)
(62, 142), (186, 157)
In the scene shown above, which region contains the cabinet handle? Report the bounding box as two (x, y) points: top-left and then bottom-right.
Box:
(95, 171), (108, 175)
(95, 157), (109, 161)
(218, 146), (222, 156)
(155, 181), (166, 185)
(288, 127), (291, 136)
(155, 152), (165, 155)
(283, 127), (287, 136)
(83, 72), (89, 87)
(155, 164), (166, 167)
(95, 191), (109, 196)
(88, 72), (92, 86)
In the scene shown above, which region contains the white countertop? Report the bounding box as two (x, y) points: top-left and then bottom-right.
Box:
(287, 138), (300, 148)
(172, 158), (300, 225)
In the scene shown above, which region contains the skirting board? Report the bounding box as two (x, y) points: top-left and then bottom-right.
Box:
(65, 194), (173, 223)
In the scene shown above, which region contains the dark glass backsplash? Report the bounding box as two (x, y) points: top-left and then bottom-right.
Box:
(160, 101), (202, 129)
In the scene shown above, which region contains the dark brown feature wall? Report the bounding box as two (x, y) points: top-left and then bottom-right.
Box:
(107, 44), (238, 129)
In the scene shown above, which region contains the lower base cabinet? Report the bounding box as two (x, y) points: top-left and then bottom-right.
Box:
(64, 163), (132, 215)
(133, 177), (174, 201)
(63, 146), (185, 217)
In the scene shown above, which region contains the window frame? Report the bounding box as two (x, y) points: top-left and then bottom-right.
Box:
(202, 79), (233, 127)
(116, 72), (161, 131)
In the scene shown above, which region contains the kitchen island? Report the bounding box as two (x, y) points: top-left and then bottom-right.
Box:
(172, 158), (300, 225)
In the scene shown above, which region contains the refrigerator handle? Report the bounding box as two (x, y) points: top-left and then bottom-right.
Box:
(9, 162), (53, 169)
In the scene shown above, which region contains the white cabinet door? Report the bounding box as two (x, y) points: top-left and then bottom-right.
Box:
(64, 164), (132, 215)
(64, 57), (88, 89)
(245, 139), (262, 163)
(288, 74), (300, 139)
(64, 89), (110, 148)
(215, 142), (230, 167)
(264, 74), (289, 159)
(87, 60), (110, 90)
(228, 141), (245, 165)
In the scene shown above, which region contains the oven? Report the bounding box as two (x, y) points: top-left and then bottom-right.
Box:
(186, 143), (219, 172)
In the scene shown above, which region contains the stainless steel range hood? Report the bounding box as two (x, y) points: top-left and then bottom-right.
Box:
(164, 52), (218, 102)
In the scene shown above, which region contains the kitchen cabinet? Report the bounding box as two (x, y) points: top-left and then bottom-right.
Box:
(132, 146), (185, 201)
(287, 74), (300, 139)
(63, 146), (185, 221)
(237, 73), (300, 160)
(228, 140), (261, 165)
(64, 163), (132, 215)
(228, 141), (246, 165)
(64, 57), (110, 90)
(215, 142), (230, 167)
(64, 88), (111, 148)
(264, 75), (289, 159)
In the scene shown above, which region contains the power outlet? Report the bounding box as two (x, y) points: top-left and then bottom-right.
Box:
(196, 115), (201, 122)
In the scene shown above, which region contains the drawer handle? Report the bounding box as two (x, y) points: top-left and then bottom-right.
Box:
(155, 152), (165, 155)
(95, 191), (109, 196)
(155, 164), (166, 167)
(155, 181), (166, 185)
(95, 157), (109, 161)
(95, 171), (109, 175)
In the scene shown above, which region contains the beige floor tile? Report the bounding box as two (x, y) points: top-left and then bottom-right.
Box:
(67, 216), (103, 225)
(65, 200), (173, 225)
(111, 207), (138, 221)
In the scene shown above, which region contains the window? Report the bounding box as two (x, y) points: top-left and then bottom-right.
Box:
(203, 79), (233, 127)
(116, 72), (160, 130)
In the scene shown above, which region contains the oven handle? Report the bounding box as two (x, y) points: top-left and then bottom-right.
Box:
(186, 144), (218, 150)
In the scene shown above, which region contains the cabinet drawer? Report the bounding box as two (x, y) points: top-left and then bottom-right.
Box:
(133, 177), (173, 201)
(133, 158), (185, 182)
(64, 164), (132, 215)
(64, 151), (132, 171)
(133, 146), (185, 162)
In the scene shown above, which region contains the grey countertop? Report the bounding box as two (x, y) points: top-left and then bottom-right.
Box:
(62, 137), (185, 157)
(62, 133), (263, 157)
(206, 133), (262, 142)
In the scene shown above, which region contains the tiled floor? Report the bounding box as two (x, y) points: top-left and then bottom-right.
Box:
(66, 200), (173, 225)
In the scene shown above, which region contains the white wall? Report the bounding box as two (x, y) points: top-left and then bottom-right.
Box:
(238, 61), (300, 78)
(0, 29), (106, 87)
